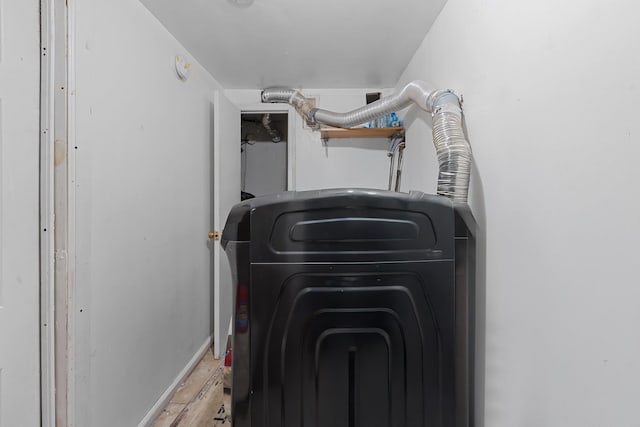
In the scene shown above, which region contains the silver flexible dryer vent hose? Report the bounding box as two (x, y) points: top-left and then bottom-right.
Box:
(430, 92), (472, 204)
(261, 81), (472, 204)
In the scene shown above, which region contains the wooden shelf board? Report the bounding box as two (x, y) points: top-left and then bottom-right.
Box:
(320, 127), (404, 140)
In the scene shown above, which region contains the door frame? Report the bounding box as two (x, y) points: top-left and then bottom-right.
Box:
(40, 0), (76, 425)
(239, 104), (297, 191)
(40, 0), (56, 425)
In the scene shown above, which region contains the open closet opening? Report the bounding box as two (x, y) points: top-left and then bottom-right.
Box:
(241, 112), (289, 200)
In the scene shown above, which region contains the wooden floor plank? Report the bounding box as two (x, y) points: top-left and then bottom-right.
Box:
(174, 364), (224, 426)
(172, 349), (219, 405)
(151, 347), (229, 427)
(151, 403), (186, 427)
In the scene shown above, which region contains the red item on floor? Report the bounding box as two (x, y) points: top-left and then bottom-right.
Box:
(224, 349), (232, 367)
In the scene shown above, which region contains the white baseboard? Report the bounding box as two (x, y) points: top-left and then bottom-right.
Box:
(137, 336), (213, 427)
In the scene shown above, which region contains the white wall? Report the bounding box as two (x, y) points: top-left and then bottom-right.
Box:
(74, 1), (222, 425)
(243, 141), (288, 196)
(398, 0), (640, 426)
(0, 1), (40, 426)
(228, 89), (394, 191)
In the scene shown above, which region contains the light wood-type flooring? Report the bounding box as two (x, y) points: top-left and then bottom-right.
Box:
(151, 348), (231, 427)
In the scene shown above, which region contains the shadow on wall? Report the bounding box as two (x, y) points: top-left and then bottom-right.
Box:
(318, 137), (389, 160)
(465, 113), (487, 427)
(323, 138), (390, 151)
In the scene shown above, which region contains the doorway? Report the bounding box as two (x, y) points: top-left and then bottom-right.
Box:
(240, 112), (289, 199)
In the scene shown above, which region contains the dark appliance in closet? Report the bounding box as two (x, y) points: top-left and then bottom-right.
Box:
(222, 189), (475, 427)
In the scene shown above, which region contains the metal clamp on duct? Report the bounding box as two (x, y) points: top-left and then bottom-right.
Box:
(261, 81), (472, 204)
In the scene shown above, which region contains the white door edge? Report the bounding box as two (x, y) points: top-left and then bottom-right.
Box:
(212, 91), (241, 358)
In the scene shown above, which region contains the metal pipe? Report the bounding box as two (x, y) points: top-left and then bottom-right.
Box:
(387, 135), (405, 191)
(394, 142), (406, 192)
(388, 152), (395, 191)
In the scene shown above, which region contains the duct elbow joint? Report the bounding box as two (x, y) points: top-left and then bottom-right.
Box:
(427, 89), (461, 113)
(307, 108), (318, 123)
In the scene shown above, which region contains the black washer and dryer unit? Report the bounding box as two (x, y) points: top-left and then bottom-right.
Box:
(222, 189), (476, 427)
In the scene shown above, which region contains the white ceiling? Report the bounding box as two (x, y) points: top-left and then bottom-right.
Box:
(139, 0), (447, 89)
